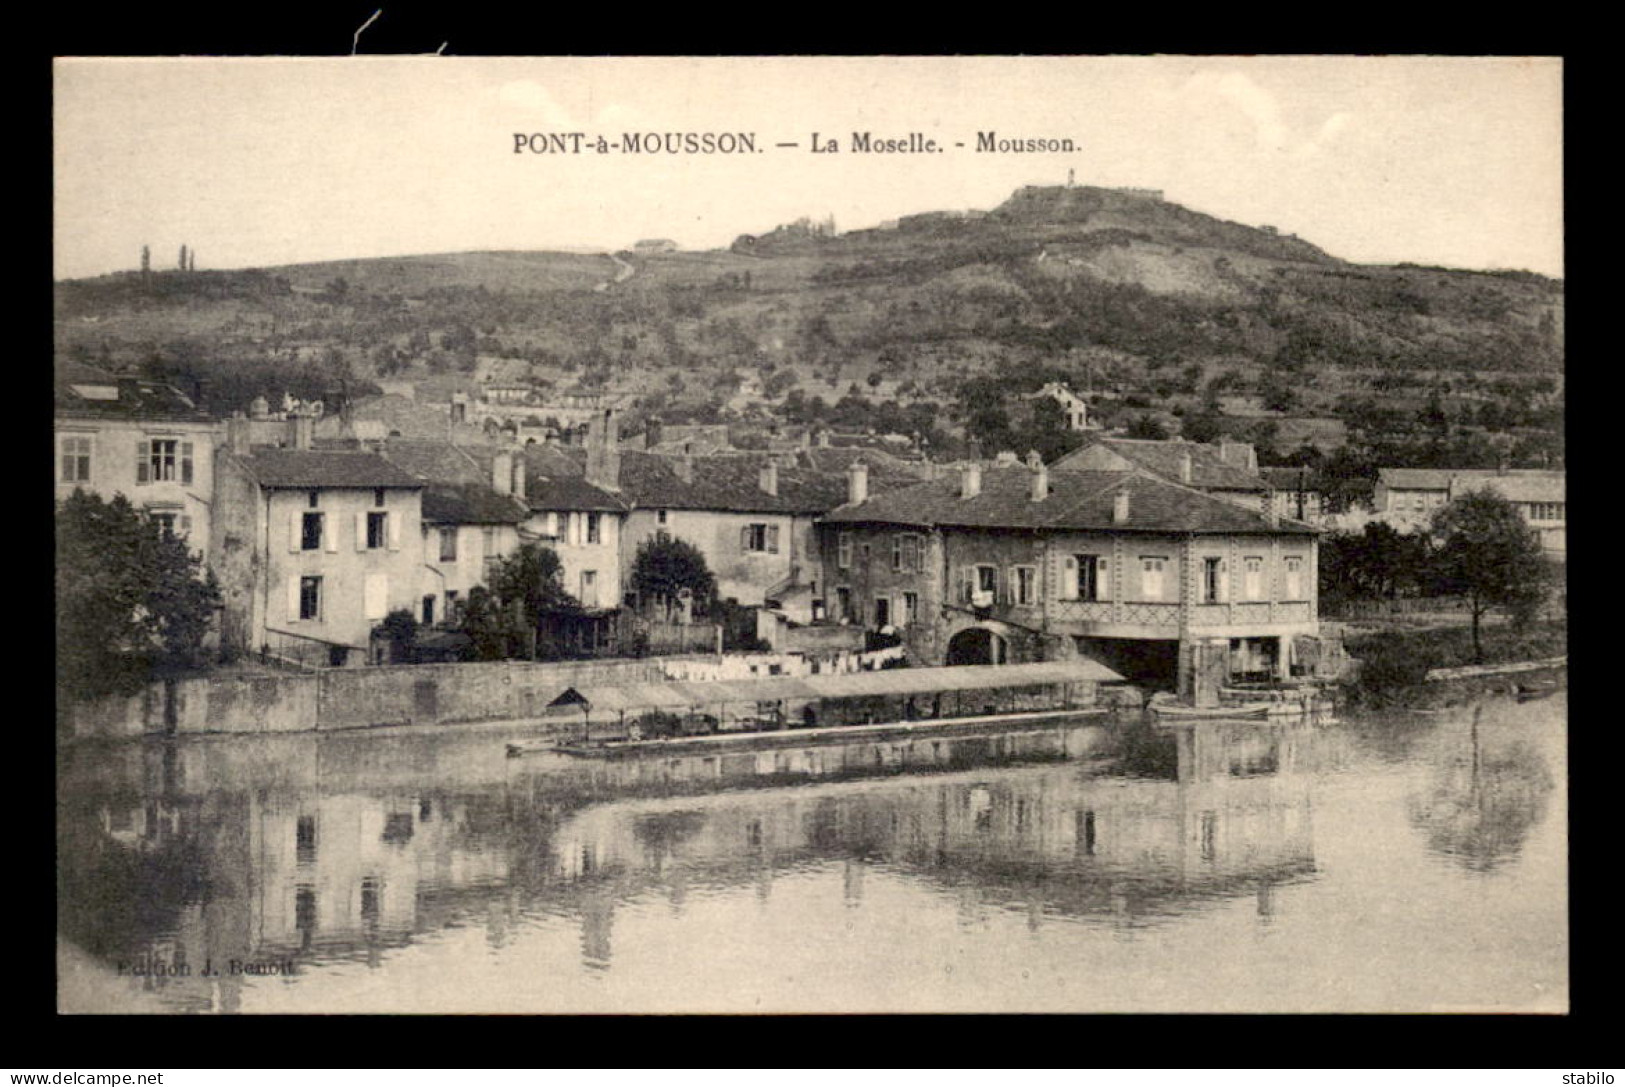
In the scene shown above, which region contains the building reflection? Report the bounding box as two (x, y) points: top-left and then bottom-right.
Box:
(60, 716), (1326, 1011)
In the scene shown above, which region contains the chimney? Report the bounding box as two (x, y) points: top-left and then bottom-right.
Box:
(960, 460), (982, 500)
(585, 408), (621, 491)
(492, 451), (513, 495)
(847, 460), (869, 505)
(675, 443), (694, 485)
(1113, 487), (1131, 524)
(760, 460), (779, 497)
(1179, 450), (1193, 484)
(1027, 450), (1048, 502)
(227, 413), (251, 456)
(249, 395), (269, 419)
(290, 411), (314, 450)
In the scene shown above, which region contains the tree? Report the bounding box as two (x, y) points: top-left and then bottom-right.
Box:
(1124, 414), (1170, 441)
(1430, 490), (1554, 662)
(631, 534), (716, 620)
(375, 608), (419, 664)
(478, 544), (584, 659)
(56, 491), (221, 701)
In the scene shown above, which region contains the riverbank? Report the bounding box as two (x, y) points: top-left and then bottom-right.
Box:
(1343, 620), (1567, 707)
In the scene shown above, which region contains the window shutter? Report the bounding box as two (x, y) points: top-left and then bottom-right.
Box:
(741, 525), (752, 551)
(387, 512), (401, 551)
(1062, 557), (1078, 600)
(364, 574), (387, 620)
(289, 512), (301, 553)
(136, 442), (149, 484)
(1097, 557), (1109, 601)
(180, 515), (192, 537)
(181, 443), (194, 485)
(323, 513), (337, 552)
(287, 575), (301, 621)
(768, 525), (779, 553)
(1217, 560), (1229, 602)
(355, 511), (367, 552)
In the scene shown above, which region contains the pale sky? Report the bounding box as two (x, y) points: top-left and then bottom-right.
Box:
(53, 56), (1564, 281)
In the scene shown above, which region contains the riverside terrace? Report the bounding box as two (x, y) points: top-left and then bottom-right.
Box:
(817, 456), (1333, 695)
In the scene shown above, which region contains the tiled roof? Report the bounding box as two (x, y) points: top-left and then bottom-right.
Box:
(1052, 438), (1269, 492)
(380, 438), (487, 487)
(54, 372), (214, 424)
(1379, 468), (1565, 504)
(421, 483), (529, 524)
(820, 467), (1315, 535)
(236, 448), (424, 489)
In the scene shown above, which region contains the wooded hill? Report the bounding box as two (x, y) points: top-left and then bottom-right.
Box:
(55, 184), (1563, 457)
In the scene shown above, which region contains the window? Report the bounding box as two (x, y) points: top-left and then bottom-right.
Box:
(302, 512), (324, 551)
(362, 511), (386, 550)
(1062, 555), (1105, 601)
(374, 488), (386, 508)
(150, 511), (177, 536)
(1284, 556), (1304, 600)
(1528, 502), (1565, 523)
(136, 439), (189, 484)
(1243, 556), (1265, 600)
(308, 490), (320, 509)
(299, 576), (322, 621)
(580, 570), (599, 608)
(901, 591), (919, 626)
(892, 534), (922, 573)
(1202, 556), (1226, 604)
(874, 595), (891, 628)
(837, 532), (853, 569)
(587, 513), (601, 544)
(742, 523), (778, 553)
(836, 586), (853, 622)
(149, 510), (189, 538)
(1014, 566), (1037, 606)
(422, 595), (436, 625)
(438, 526), (458, 562)
(1140, 556), (1167, 600)
(481, 526), (496, 558)
(657, 509), (668, 525)
(60, 436), (91, 483)
(446, 589), (461, 620)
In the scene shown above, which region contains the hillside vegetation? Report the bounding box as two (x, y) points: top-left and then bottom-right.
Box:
(56, 184), (1563, 470)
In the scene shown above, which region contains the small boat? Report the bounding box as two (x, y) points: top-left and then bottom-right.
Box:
(1513, 678), (1560, 701)
(1150, 701), (1272, 720)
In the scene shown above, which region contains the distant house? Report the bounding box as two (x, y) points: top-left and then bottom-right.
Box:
(1259, 466), (1326, 523)
(54, 361), (219, 548)
(818, 455), (1326, 692)
(1051, 436), (1273, 513)
(1375, 468), (1566, 558)
(1022, 382), (1096, 431)
(633, 238), (678, 253)
(212, 422), (425, 665)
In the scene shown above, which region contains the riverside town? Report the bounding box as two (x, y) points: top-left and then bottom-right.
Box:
(55, 55), (1564, 1017)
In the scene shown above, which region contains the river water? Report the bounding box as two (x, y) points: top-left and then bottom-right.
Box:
(56, 692), (1566, 1014)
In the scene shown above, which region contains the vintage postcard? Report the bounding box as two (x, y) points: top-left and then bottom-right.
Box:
(54, 55), (1564, 1014)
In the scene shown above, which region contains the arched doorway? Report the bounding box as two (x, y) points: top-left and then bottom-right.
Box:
(946, 627), (1007, 666)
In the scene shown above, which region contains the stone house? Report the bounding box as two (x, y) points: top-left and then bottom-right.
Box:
(1374, 467), (1566, 559)
(212, 420), (426, 665)
(54, 361), (219, 547)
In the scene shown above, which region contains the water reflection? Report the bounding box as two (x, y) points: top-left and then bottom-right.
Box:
(56, 696), (1563, 1013)
(1406, 703), (1557, 874)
